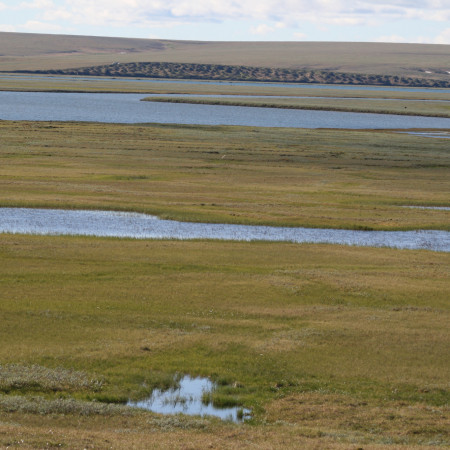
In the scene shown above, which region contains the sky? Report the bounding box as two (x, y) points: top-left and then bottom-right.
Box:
(0, 0), (449, 44)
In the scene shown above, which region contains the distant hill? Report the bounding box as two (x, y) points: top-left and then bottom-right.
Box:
(14, 61), (449, 88)
(1, 31), (449, 84)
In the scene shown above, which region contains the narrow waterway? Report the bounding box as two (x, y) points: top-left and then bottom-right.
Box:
(1, 208), (448, 251)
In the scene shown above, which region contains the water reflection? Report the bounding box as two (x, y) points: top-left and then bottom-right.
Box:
(0, 208), (449, 252)
(2, 91), (450, 129)
(128, 376), (251, 422)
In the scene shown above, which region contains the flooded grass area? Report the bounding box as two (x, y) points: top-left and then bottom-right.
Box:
(1, 207), (448, 251)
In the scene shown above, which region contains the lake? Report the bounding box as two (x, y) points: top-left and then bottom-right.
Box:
(1, 208), (448, 252)
(2, 91), (450, 128)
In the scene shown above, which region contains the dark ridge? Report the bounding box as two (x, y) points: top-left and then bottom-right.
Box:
(7, 61), (450, 88)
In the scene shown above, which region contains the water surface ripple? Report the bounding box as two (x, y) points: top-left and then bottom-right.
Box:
(2, 91), (450, 128)
(1, 208), (448, 252)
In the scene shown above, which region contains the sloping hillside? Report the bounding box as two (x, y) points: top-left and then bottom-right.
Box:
(1, 31), (449, 83)
(16, 61), (450, 88)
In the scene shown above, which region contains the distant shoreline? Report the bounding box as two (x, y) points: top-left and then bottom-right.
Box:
(6, 60), (450, 89)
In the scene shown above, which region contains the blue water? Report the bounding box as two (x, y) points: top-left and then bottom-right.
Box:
(1, 208), (448, 252)
(1, 91), (450, 129)
(128, 375), (251, 422)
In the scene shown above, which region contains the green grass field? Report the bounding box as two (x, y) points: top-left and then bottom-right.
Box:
(0, 116), (449, 448)
(0, 121), (449, 231)
(1, 236), (449, 448)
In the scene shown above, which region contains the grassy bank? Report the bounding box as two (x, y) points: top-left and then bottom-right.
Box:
(2, 74), (450, 100)
(143, 96), (450, 118)
(0, 121), (449, 231)
(0, 235), (449, 447)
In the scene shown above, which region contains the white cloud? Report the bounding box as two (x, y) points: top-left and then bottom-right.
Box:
(0, 24), (16, 31)
(3, 0), (450, 43)
(375, 34), (409, 43)
(293, 32), (307, 40)
(250, 24), (274, 35)
(31, 0), (450, 29)
(434, 28), (450, 44)
(23, 20), (63, 32)
(19, 0), (54, 8)
(375, 28), (450, 45)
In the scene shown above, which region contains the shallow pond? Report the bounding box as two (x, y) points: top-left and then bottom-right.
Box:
(1, 208), (448, 252)
(128, 376), (251, 422)
(2, 91), (450, 129)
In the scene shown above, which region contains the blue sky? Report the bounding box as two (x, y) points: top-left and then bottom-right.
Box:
(1, 0), (449, 44)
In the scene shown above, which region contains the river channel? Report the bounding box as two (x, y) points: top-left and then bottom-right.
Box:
(1, 208), (448, 252)
(2, 91), (450, 128)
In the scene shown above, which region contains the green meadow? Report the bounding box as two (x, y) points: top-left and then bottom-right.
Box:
(0, 116), (449, 448)
(144, 95), (450, 118)
(1, 235), (449, 448)
(0, 121), (449, 231)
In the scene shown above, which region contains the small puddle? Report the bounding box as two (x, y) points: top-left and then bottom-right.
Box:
(127, 376), (251, 422)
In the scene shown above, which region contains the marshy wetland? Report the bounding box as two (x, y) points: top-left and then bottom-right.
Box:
(1, 208), (448, 251)
(0, 74), (449, 448)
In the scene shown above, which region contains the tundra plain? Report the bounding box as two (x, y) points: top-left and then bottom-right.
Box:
(0, 119), (449, 448)
(0, 33), (449, 449)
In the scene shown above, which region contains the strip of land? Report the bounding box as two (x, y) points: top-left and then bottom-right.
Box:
(0, 121), (449, 231)
(1, 74), (450, 100)
(143, 96), (450, 118)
